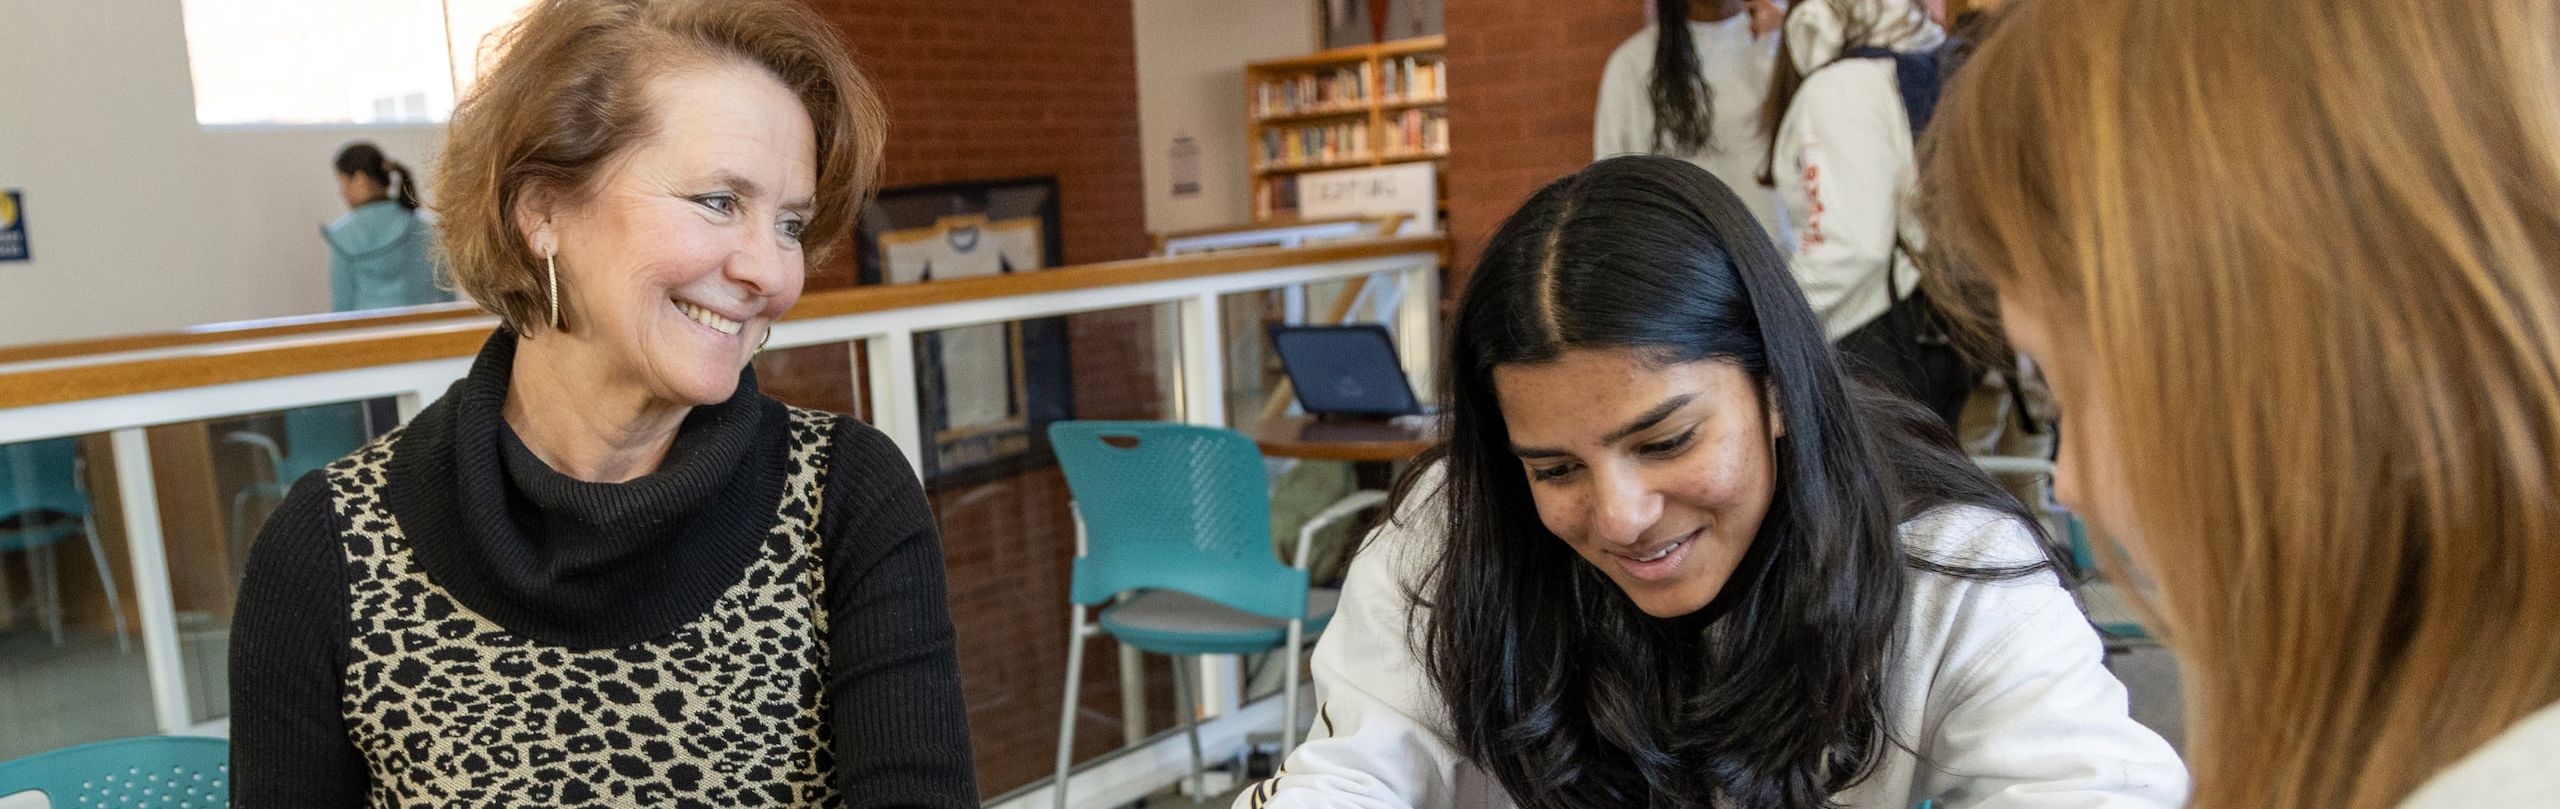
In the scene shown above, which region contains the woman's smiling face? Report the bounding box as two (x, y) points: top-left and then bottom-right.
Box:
(526, 60), (818, 409)
(1495, 348), (1782, 618)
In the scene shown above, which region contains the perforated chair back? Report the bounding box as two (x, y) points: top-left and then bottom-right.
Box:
(0, 736), (230, 808)
(282, 403), (370, 481)
(0, 437), (86, 521)
(1047, 421), (1308, 620)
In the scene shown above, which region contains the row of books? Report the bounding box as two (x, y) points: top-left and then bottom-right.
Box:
(1378, 109), (1449, 156)
(1381, 56), (1445, 103)
(1259, 121), (1371, 169)
(1255, 64), (1371, 118)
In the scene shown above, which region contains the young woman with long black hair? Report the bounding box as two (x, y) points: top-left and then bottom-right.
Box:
(1596, 0), (1787, 239)
(1240, 156), (2183, 809)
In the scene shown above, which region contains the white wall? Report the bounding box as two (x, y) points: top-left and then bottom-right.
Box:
(1131, 0), (1317, 237)
(0, 0), (444, 348)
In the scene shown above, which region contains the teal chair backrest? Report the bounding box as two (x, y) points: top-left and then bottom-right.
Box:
(1048, 421), (1310, 620)
(0, 437), (86, 520)
(282, 403), (370, 480)
(2066, 513), (2098, 574)
(0, 736), (230, 808)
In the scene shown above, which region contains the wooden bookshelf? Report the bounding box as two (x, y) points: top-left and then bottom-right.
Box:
(1246, 35), (1449, 221)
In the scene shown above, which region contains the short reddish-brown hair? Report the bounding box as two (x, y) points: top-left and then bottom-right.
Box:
(435, 0), (886, 334)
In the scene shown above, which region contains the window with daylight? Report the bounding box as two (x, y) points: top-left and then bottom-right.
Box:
(179, 0), (536, 127)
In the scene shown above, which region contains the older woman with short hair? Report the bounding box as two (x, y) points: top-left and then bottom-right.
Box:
(228, 1), (976, 805)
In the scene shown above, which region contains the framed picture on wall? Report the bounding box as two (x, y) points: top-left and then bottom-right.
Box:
(855, 176), (1075, 485)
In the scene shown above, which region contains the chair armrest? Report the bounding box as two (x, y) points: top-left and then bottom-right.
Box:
(1294, 489), (1391, 571)
(221, 431), (287, 482)
(1970, 455), (2056, 477)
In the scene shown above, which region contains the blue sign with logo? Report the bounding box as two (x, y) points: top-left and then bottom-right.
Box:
(0, 190), (27, 262)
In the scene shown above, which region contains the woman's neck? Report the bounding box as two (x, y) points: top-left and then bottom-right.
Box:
(502, 335), (688, 483)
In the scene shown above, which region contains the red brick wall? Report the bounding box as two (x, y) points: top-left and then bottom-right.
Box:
(809, 0), (1149, 275)
(1442, 1), (1646, 291)
(797, 2), (1169, 798)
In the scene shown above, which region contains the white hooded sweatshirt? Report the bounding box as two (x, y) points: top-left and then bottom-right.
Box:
(1238, 467), (2189, 809)
(1772, 0), (1944, 341)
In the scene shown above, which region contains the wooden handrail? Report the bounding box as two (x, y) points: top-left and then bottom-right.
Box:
(0, 302), (487, 366)
(0, 236), (1444, 410)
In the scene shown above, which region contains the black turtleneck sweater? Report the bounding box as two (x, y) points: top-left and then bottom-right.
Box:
(228, 331), (977, 806)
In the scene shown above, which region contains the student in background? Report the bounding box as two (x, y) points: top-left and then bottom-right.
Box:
(1927, 0), (2560, 806)
(324, 141), (451, 311)
(1595, 0), (1788, 239)
(1761, 0), (1970, 428)
(1242, 156), (2183, 809)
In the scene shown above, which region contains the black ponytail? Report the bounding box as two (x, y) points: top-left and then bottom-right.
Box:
(1648, 0), (1718, 154)
(385, 161), (421, 210)
(333, 141), (421, 210)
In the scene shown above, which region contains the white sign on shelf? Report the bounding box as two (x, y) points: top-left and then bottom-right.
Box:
(1297, 162), (1435, 235)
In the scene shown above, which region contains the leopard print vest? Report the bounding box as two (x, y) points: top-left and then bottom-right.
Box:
(328, 407), (844, 807)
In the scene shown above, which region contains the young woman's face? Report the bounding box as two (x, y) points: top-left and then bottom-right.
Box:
(1494, 348), (1781, 618)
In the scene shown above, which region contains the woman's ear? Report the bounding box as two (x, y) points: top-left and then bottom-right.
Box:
(514, 185), (559, 258)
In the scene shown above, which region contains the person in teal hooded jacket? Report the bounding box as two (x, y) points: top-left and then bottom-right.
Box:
(324, 142), (452, 311)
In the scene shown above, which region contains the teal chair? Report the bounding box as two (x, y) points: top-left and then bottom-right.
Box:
(1971, 455), (2153, 651)
(1048, 422), (1349, 807)
(0, 437), (129, 650)
(222, 403), (369, 581)
(0, 736), (229, 808)
(2066, 514), (2155, 649)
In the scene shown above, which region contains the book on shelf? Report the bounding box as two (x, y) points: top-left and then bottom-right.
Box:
(1380, 108), (1448, 156)
(1257, 174), (1300, 219)
(1255, 62), (1373, 119)
(1383, 55), (1445, 103)
(1260, 120), (1371, 169)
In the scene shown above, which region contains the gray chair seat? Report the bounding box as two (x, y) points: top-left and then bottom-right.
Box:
(1099, 587), (1340, 656)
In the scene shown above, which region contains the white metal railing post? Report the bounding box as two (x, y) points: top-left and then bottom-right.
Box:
(1171, 291), (1245, 727)
(1176, 293), (1227, 429)
(109, 428), (193, 733)
(865, 331), (926, 476)
(1396, 261), (1439, 400)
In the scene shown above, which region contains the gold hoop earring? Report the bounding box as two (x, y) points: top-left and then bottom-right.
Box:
(545, 251), (561, 330)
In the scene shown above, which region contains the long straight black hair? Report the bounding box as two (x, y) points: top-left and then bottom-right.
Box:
(1407, 155), (2051, 808)
(1648, 0), (1717, 153)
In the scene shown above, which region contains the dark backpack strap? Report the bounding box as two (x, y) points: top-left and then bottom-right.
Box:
(1840, 39), (1964, 138)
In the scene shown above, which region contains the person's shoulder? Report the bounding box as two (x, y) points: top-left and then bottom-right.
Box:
(1895, 504), (2066, 614)
(237, 468), (353, 595)
(1797, 56), (1898, 98)
(787, 404), (893, 456)
(2400, 701), (2560, 807)
(1899, 504), (2048, 568)
(1602, 24), (1660, 78)
(785, 404), (932, 529)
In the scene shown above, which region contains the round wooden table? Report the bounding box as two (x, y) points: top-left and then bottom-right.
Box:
(1251, 414), (1438, 463)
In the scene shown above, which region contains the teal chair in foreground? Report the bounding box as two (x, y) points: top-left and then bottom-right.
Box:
(1048, 421), (1357, 808)
(0, 437), (129, 650)
(0, 736), (229, 808)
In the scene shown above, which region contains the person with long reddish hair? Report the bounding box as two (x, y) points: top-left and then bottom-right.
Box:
(1926, 0), (2560, 805)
